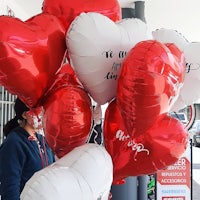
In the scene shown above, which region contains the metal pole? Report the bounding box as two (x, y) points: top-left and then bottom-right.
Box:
(138, 176), (148, 200)
(111, 177), (137, 200)
(121, 1), (146, 22)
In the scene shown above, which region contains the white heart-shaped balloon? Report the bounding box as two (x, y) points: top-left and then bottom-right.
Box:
(21, 144), (113, 200)
(152, 28), (189, 50)
(171, 42), (200, 110)
(66, 12), (152, 105)
(152, 28), (193, 111)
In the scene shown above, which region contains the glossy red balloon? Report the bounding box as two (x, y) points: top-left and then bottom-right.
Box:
(43, 62), (82, 99)
(117, 40), (185, 137)
(42, 0), (121, 31)
(43, 84), (92, 158)
(165, 43), (186, 83)
(104, 100), (188, 184)
(56, 62), (81, 86)
(0, 14), (66, 108)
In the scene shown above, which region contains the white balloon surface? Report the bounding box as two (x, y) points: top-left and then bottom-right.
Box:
(172, 42), (200, 109)
(66, 12), (152, 105)
(21, 144), (113, 200)
(152, 28), (189, 50)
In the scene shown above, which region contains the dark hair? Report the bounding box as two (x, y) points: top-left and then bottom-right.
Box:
(3, 98), (29, 137)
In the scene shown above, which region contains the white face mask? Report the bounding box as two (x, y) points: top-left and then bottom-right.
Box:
(25, 107), (44, 130)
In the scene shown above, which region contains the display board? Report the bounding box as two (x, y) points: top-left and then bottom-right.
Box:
(156, 140), (192, 200)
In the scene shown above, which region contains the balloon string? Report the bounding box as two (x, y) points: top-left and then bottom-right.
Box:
(93, 128), (99, 145)
(42, 136), (49, 166)
(86, 123), (104, 146)
(37, 142), (45, 168)
(86, 125), (95, 143)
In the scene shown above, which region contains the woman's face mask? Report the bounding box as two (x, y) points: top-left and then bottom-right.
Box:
(25, 107), (44, 130)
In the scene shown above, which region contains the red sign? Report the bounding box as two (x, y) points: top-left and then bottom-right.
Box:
(156, 142), (192, 200)
(157, 157), (191, 188)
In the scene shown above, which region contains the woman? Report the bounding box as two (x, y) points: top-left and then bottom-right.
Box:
(0, 98), (55, 200)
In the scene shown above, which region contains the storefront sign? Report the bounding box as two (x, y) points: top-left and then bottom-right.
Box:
(156, 141), (192, 200)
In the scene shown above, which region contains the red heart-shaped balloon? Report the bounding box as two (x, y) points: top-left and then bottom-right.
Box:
(0, 14), (66, 107)
(43, 62), (82, 98)
(117, 40), (185, 137)
(165, 43), (185, 82)
(104, 100), (188, 184)
(42, 0), (121, 31)
(43, 81), (92, 158)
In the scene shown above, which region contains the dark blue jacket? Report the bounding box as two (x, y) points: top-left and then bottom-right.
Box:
(0, 127), (55, 200)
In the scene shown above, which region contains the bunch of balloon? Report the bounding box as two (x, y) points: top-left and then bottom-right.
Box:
(0, 1), (190, 200)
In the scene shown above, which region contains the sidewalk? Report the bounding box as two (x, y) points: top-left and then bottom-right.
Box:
(192, 146), (200, 200)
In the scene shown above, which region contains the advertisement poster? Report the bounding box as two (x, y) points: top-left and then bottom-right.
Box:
(156, 142), (192, 200)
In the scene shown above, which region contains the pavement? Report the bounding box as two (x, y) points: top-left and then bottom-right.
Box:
(192, 146), (200, 200)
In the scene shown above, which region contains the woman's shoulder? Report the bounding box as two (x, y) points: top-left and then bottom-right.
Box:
(7, 127), (28, 138)
(0, 128), (29, 163)
(1, 127), (29, 148)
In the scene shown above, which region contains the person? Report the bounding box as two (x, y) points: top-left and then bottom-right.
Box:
(0, 98), (55, 200)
